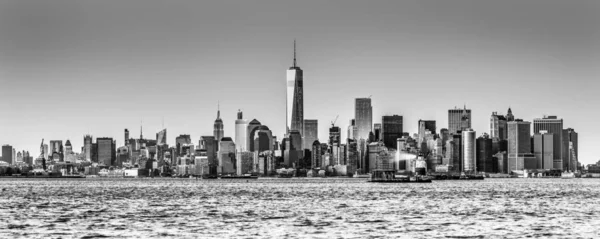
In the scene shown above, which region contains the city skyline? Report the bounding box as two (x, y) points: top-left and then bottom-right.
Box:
(0, 0), (598, 164)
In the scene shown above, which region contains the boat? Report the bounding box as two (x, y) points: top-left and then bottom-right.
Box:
(219, 174), (259, 179)
(367, 169), (432, 183)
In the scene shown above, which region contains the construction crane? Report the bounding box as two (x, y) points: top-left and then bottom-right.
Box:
(331, 115), (339, 127)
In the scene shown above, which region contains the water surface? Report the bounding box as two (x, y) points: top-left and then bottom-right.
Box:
(0, 178), (598, 238)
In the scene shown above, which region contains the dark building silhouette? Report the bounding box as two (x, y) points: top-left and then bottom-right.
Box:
(303, 119), (318, 150)
(382, 115), (403, 150)
(418, 119), (436, 145)
(476, 133), (495, 173)
(373, 123), (382, 142)
(562, 128), (578, 171)
(1, 145), (13, 164)
(96, 137), (116, 166)
(355, 98), (373, 140)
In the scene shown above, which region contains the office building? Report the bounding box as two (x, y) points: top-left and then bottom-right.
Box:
(311, 140), (322, 168)
(235, 110), (249, 152)
(448, 106), (471, 134)
(96, 138), (116, 166)
(507, 120), (531, 172)
(506, 107), (515, 122)
(247, 119), (262, 151)
(199, 136), (218, 175)
(382, 115), (403, 150)
(533, 131), (554, 170)
(156, 129), (167, 145)
(286, 40), (304, 136)
(476, 133), (495, 173)
(303, 119), (318, 150)
(83, 135), (92, 161)
(563, 128), (578, 171)
(373, 123), (382, 142)
(462, 129), (476, 172)
(214, 106), (224, 144)
(418, 119), (436, 145)
(355, 98), (373, 140)
(252, 126), (274, 152)
(490, 112), (508, 140)
(533, 116), (563, 169)
(347, 119), (357, 140)
(218, 138), (236, 174)
(175, 134), (192, 157)
(2, 145), (13, 164)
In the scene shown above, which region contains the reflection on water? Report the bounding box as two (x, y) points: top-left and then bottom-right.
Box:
(0, 178), (599, 238)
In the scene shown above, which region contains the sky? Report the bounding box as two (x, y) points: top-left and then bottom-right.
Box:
(0, 0), (598, 164)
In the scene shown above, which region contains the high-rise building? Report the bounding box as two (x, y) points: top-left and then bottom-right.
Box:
(373, 123), (382, 142)
(347, 119), (357, 140)
(506, 107), (515, 122)
(418, 119), (436, 145)
(252, 126), (274, 152)
(1, 145), (13, 164)
(286, 40), (304, 136)
(533, 116), (563, 169)
(476, 133), (495, 173)
(533, 131), (554, 170)
(49, 140), (63, 155)
(175, 135), (192, 157)
(96, 138), (116, 166)
(462, 129), (476, 172)
(218, 138), (236, 174)
(562, 128), (578, 171)
(156, 129), (167, 145)
(83, 135), (92, 161)
(235, 110), (249, 152)
(355, 98), (373, 140)
(382, 115), (403, 150)
(311, 140), (322, 168)
(199, 136), (218, 175)
(448, 106), (471, 134)
(214, 106), (224, 145)
(124, 129), (130, 146)
(246, 119), (262, 152)
(490, 112), (508, 140)
(303, 119), (318, 150)
(507, 121), (531, 172)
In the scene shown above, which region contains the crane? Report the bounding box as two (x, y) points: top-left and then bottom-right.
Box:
(331, 115), (339, 127)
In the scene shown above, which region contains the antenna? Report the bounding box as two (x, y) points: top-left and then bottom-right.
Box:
(293, 39), (297, 67)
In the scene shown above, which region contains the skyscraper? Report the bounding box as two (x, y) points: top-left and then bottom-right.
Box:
(286, 40), (304, 136)
(533, 116), (563, 169)
(382, 115), (403, 150)
(533, 131), (554, 170)
(373, 123), (382, 142)
(303, 119), (318, 150)
(490, 112), (508, 140)
(507, 120), (531, 172)
(124, 129), (129, 146)
(355, 98), (373, 140)
(213, 105), (224, 144)
(476, 133), (495, 173)
(83, 135), (92, 161)
(156, 129), (167, 145)
(1, 145), (13, 164)
(347, 119), (357, 140)
(235, 110), (249, 152)
(462, 129), (476, 172)
(448, 106), (471, 134)
(418, 119), (436, 145)
(563, 128), (578, 171)
(97, 138), (116, 166)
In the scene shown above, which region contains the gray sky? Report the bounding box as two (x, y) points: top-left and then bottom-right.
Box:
(0, 0), (598, 164)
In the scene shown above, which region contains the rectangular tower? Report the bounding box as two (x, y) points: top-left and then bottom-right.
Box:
(303, 119), (318, 150)
(382, 115), (403, 150)
(448, 107), (471, 134)
(507, 121), (531, 172)
(355, 98), (373, 140)
(533, 116), (563, 170)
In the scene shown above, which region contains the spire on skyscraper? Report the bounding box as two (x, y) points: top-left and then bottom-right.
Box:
(293, 39), (297, 68)
(217, 101), (220, 119)
(140, 120), (143, 139)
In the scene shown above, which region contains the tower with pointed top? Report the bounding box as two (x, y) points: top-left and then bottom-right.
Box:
(214, 103), (224, 144)
(286, 40), (304, 138)
(506, 107), (515, 122)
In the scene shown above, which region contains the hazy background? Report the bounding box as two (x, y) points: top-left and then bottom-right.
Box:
(0, 0), (598, 163)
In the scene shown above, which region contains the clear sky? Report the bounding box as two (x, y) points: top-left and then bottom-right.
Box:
(0, 0), (598, 164)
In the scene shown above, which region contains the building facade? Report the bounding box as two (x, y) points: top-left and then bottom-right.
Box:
(448, 106), (471, 134)
(382, 115), (403, 150)
(533, 116), (563, 169)
(507, 121), (531, 172)
(286, 41), (304, 136)
(355, 98), (373, 141)
(303, 119), (318, 150)
(462, 129), (476, 172)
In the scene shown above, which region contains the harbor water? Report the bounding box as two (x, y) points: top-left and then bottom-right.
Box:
(0, 178), (598, 238)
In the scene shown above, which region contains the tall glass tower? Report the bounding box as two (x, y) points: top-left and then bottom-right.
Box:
(286, 40), (304, 136)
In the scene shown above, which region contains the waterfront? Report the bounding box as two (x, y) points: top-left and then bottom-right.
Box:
(0, 178), (599, 238)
